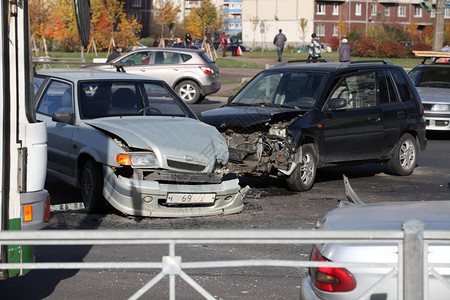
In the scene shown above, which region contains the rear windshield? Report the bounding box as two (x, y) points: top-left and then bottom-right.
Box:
(199, 52), (214, 63)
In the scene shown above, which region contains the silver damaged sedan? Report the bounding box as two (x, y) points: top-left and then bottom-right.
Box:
(34, 70), (247, 217)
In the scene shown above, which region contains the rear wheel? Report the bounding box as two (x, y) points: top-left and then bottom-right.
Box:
(81, 159), (108, 213)
(388, 133), (418, 176)
(175, 80), (201, 104)
(286, 144), (317, 192)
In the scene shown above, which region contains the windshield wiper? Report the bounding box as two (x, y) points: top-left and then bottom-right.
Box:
(259, 102), (300, 109)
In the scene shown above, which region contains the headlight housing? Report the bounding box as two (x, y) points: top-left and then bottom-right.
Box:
(431, 104), (450, 112)
(116, 152), (159, 167)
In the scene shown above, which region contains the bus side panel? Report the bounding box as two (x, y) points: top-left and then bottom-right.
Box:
(7, 218), (34, 278)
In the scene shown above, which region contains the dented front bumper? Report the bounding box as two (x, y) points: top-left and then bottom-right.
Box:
(102, 166), (249, 217)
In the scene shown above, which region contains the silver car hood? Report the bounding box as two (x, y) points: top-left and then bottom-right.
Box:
(85, 117), (229, 167)
(416, 86), (450, 104)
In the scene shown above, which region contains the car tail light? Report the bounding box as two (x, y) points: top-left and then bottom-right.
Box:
(309, 246), (356, 292)
(199, 66), (214, 74)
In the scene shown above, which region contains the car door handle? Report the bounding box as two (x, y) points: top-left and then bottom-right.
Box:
(140, 68), (146, 72)
(173, 68), (179, 71)
(368, 116), (381, 122)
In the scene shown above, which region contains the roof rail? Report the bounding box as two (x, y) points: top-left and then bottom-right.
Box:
(274, 59), (334, 67)
(347, 60), (393, 65)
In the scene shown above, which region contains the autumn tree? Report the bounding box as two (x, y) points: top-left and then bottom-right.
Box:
(185, 0), (221, 40)
(154, 0), (181, 43)
(29, 0), (142, 52)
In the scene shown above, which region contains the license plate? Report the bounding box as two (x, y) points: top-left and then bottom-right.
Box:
(166, 193), (216, 204)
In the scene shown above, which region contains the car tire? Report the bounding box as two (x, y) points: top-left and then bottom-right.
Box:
(175, 80), (201, 104)
(388, 133), (418, 176)
(286, 144), (317, 192)
(81, 159), (108, 213)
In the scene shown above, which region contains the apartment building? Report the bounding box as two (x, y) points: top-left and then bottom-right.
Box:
(314, 0), (447, 44)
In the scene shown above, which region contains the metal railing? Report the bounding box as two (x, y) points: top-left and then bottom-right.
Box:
(1, 220), (449, 299)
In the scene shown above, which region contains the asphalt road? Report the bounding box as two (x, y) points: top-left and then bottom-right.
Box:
(1, 95), (450, 298)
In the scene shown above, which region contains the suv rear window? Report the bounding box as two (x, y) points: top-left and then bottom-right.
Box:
(181, 54), (192, 62)
(199, 52), (214, 63)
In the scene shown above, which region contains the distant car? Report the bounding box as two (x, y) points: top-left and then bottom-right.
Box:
(301, 196), (450, 299)
(86, 47), (221, 104)
(33, 69), (247, 217)
(408, 60), (450, 131)
(201, 60), (427, 192)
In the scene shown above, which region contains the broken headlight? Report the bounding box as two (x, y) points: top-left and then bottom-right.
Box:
(116, 152), (159, 168)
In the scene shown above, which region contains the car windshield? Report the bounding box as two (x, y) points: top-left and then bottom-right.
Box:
(78, 81), (193, 119)
(230, 70), (326, 109)
(409, 66), (450, 89)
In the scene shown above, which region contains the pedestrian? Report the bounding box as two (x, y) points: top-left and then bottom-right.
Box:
(185, 33), (193, 48)
(153, 38), (160, 47)
(173, 37), (185, 48)
(338, 38), (351, 62)
(273, 29), (287, 62)
(442, 42), (450, 52)
(230, 35), (239, 56)
(308, 33), (322, 62)
(106, 46), (121, 62)
(219, 32), (228, 57)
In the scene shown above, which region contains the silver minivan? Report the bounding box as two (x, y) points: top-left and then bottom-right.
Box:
(89, 47), (221, 104)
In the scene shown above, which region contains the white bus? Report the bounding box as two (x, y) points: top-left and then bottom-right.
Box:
(0, 0), (50, 279)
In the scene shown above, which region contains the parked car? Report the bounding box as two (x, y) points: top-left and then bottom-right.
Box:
(85, 47), (221, 104)
(301, 192), (450, 299)
(201, 60), (427, 191)
(33, 69), (248, 217)
(408, 59), (450, 131)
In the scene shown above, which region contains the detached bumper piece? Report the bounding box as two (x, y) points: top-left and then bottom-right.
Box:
(102, 166), (249, 217)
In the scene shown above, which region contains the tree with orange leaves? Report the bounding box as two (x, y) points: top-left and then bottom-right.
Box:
(154, 0), (181, 44)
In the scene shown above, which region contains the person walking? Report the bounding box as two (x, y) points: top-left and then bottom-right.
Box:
(273, 29), (287, 62)
(308, 33), (322, 62)
(106, 46), (121, 62)
(230, 35), (239, 56)
(219, 32), (228, 57)
(338, 38), (351, 62)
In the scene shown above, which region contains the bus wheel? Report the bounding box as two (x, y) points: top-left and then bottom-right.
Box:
(81, 160), (107, 213)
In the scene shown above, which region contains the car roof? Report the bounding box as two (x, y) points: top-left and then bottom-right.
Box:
(267, 60), (401, 73)
(36, 69), (162, 82)
(125, 47), (205, 54)
(323, 201), (450, 230)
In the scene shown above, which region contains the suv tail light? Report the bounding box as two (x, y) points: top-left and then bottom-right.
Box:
(309, 246), (356, 292)
(199, 66), (214, 74)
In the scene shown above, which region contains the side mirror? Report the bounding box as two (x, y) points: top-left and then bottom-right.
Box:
(227, 95), (235, 104)
(52, 111), (74, 124)
(328, 98), (347, 110)
(74, 0), (92, 49)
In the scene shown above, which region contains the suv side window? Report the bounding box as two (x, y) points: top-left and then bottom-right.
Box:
(390, 69), (413, 102)
(331, 72), (377, 110)
(377, 70), (399, 104)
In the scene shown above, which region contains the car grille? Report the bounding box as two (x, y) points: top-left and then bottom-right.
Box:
(167, 159), (206, 172)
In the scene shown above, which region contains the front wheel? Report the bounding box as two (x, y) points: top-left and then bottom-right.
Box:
(81, 159), (108, 213)
(388, 133), (418, 176)
(175, 80), (201, 104)
(286, 144), (317, 192)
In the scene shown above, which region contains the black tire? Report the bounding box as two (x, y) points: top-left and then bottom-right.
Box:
(81, 160), (108, 213)
(286, 144), (317, 192)
(175, 80), (201, 104)
(388, 133), (418, 176)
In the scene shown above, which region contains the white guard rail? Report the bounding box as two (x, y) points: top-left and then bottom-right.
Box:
(1, 220), (449, 300)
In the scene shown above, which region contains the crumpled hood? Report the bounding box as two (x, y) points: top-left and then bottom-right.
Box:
(416, 86), (450, 104)
(201, 106), (303, 131)
(84, 117), (229, 169)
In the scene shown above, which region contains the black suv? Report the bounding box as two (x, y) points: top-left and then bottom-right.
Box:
(201, 60), (427, 191)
